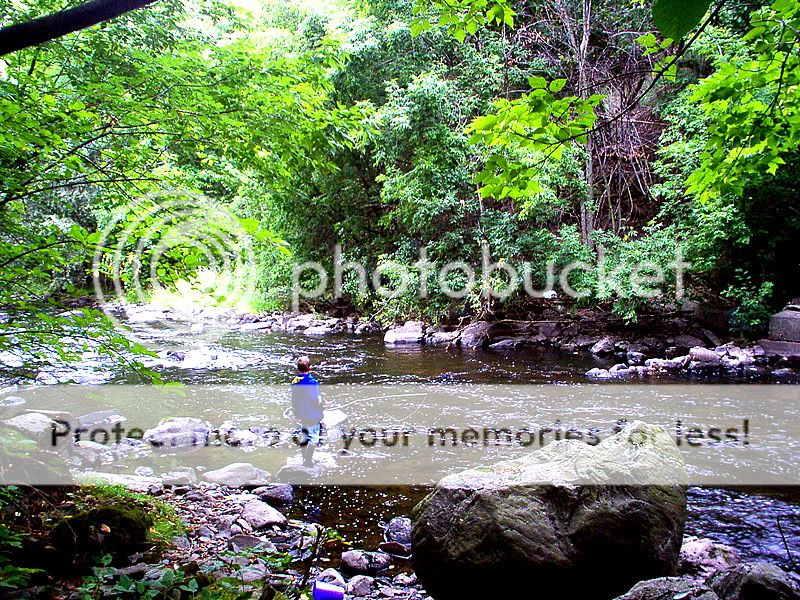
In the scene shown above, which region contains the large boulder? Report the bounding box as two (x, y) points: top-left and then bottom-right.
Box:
(411, 422), (687, 600)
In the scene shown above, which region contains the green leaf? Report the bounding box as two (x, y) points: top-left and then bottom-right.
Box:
(652, 0), (713, 40)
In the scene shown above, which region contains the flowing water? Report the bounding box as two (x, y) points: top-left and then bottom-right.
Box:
(105, 320), (800, 570)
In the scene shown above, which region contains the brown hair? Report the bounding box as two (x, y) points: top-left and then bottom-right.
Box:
(296, 356), (311, 373)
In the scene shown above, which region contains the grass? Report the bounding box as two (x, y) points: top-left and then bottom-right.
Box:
(73, 485), (186, 545)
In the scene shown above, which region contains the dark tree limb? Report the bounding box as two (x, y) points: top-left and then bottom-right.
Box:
(0, 0), (158, 56)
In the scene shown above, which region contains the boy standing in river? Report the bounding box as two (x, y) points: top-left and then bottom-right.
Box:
(291, 356), (324, 467)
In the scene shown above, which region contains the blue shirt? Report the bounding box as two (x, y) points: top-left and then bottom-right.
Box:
(291, 372), (323, 426)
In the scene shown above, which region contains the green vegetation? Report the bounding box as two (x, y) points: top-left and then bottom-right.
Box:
(0, 0), (799, 381)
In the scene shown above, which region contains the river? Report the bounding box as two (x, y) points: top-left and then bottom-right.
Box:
(102, 319), (800, 570)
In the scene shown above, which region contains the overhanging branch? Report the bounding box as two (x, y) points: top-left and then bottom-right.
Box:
(0, 0), (158, 56)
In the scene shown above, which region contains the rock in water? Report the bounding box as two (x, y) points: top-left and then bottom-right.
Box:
(411, 421), (687, 600)
(143, 417), (212, 448)
(708, 562), (800, 600)
(202, 462), (271, 487)
(384, 321), (425, 344)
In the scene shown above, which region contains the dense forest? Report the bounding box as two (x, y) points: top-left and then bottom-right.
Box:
(1, 0), (799, 378)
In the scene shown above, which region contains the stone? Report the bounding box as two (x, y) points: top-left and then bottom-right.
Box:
(538, 322), (562, 338)
(459, 321), (514, 348)
(689, 347), (722, 365)
(229, 534), (275, 552)
(586, 367), (611, 379)
(252, 484), (294, 505)
(679, 537), (740, 578)
(674, 335), (706, 350)
(384, 321), (426, 344)
(318, 568), (346, 588)
(426, 329), (459, 345)
(190, 322), (205, 334)
(161, 467), (197, 485)
(240, 499), (286, 529)
(202, 463), (271, 487)
(614, 576), (719, 600)
(285, 313), (317, 332)
(143, 417), (212, 448)
(72, 440), (113, 464)
(341, 550), (391, 574)
(354, 321), (382, 335)
(239, 561), (268, 583)
(708, 562), (800, 600)
(760, 340), (800, 359)
(3, 412), (56, 435)
(411, 422), (687, 600)
(627, 351), (646, 365)
(77, 410), (126, 429)
(646, 357), (687, 372)
(770, 309), (800, 342)
(347, 575), (375, 597)
(591, 336), (615, 355)
(384, 516), (412, 546)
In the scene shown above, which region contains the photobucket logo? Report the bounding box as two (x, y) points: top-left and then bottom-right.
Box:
(92, 191), (257, 323)
(291, 244), (690, 310)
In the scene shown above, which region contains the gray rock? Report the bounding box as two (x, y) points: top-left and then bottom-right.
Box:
(0, 396), (25, 407)
(229, 534), (275, 552)
(627, 351), (646, 366)
(770, 310), (800, 342)
(411, 422), (687, 600)
(674, 335), (706, 350)
(458, 321), (512, 348)
(285, 313), (317, 332)
(427, 329), (459, 345)
(385, 517), (412, 546)
(679, 536), (740, 578)
(72, 440), (113, 464)
(591, 336), (616, 355)
(240, 499), (286, 529)
(4, 412), (56, 435)
(252, 483), (294, 505)
(385, 321), (425, 344)
(347, 575), (375, 596)
(538, 322), (562, 338)
(239, 560), (268, 583)
(586, 367), (612, 379)
(646, 357), (688, 372)
(708, 561), (800, 600)
(689, 347), (722, 365)
(143, 417), (212, 448)
(202, 462), (271, 487)
(341, 550), (391, 574)
(77, 410), (126, 429)
(161, 467), (197, 485)
(614, 576), (719, 599)
(354, 321), (382, 335)
(318, 568), (346, 588)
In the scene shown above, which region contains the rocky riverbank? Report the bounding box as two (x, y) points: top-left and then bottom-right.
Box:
(116, 301), (799, 381)
(7, 423), (798, 600)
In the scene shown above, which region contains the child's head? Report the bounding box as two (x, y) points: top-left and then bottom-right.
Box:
(296, 356), (311, 373)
